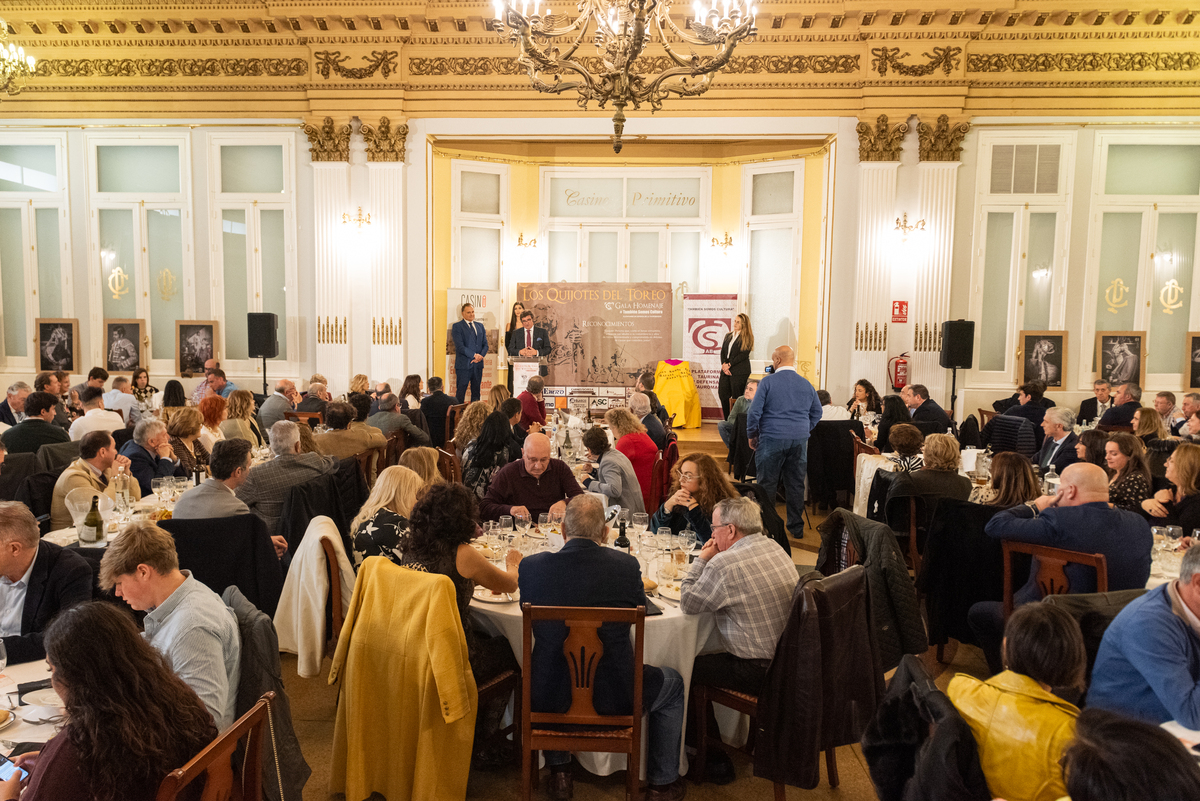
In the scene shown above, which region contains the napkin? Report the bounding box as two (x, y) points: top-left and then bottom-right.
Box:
(20, 706), (63, 725)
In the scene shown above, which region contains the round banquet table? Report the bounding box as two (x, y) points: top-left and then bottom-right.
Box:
(0, 659), (64, 751)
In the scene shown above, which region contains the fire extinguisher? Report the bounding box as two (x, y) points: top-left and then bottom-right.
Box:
(888, 352), (909, 391)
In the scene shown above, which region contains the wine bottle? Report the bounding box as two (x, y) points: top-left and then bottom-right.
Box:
(80, 495), (103, 543)
(614, 519), (630, 553)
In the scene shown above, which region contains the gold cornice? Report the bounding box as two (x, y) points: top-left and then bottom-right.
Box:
(301, 115), (351, 161)
(968, 51), (1200, 72)
(34, 57), (308, 76)
(314, 49), (398, 78)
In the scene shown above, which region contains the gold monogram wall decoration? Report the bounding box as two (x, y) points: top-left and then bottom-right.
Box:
(107, 264), (130, 300)
(1161, 279), (1185, 314)
(361, 116), (408, 162)
(1105, 277), (1131, 313)
(870, 46), (961, 77)
(34, 58), (307, 78)
(156, 268), (177, 302)
(301, 116), (351, 162)
(314, 50), (398, 80)
(918, 114), (971, 162)
(968, 52), (1200, 74)
(856, 114), (908, 162)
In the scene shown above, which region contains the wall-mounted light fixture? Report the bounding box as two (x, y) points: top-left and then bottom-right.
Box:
(711, 232), (733, 250)
(894, 213), (925, 239)
(517, 232), (537, 248)
(342, 207), (371, 228)
(1031, 263), (1051, 280)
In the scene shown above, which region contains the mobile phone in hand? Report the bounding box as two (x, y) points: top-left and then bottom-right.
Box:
(0, 755), (28, 782)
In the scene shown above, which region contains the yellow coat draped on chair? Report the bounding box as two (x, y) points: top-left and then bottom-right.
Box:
(653, 360), (702, 429)
(329, 556), (478, 801)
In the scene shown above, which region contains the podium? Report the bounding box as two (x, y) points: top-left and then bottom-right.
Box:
(511, 357), (543, 392)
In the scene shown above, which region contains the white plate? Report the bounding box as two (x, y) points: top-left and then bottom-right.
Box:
(0, 709), (14, 733)
(658, 582), (682, 602)
(473, 587), (519, 604)
(20, 689), (63, 708)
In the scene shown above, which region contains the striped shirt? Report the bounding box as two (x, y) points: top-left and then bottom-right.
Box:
(679, 534), (798, 661)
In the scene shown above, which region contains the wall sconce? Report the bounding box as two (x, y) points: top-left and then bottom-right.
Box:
(517, 233), (537, 248)
(711, 232), (733, 251)
(894, 213), (925, 239)
(1031, 263), (1051, 280)
(342, 207), (371, 228)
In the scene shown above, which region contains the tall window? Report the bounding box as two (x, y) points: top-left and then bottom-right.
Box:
(451, 161), (507, 290)
(743, 161), (804, 357)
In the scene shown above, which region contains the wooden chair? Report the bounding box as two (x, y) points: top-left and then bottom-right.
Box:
(446, 402), (468, 446)
(663, 438), (680, 477)
(521, 604), (645, 801)
(978, 408), (996, 427)
(1002, 540), (1108, 619)
(437, 447), (462, 483)
(284, 410), (323, 427)
(851, 432), (880, 461)
(385, 428), (408, 468)
(477, 667), (523, 765)
(1096, 424), (1133, 434)
(155, 691), (274, 801)
(651, 454), (669, 507)
(354, 445), (386, 489)
(320, 537), (345, 653)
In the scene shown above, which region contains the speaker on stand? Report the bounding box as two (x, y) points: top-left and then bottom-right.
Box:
(247, 312), (279, 396)
(939, 320), (975, 422)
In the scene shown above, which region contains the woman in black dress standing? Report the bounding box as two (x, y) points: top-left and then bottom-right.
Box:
(718, 312), (754, 416)
(505, 301), (525, 395)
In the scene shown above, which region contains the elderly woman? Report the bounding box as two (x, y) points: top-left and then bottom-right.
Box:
(579, 425), (645, 513)
(166, 406), (209, 476)
(197, 394), (227, 453)
(220, 389), (264, 446)
(605, 406), (659, 512)
(350, 465), (424, 567)
(649, 453), (738, 544)
(118, 418), (185, 496)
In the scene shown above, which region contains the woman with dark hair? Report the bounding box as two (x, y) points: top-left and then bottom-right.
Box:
(399, 374), (422, 411)
(886, 423), (924, 472)
(949, 603), (1086, 801)
(131, 367), (159, 417)
(158, 379), (188, 427)
(649, 453), (738, 543)
(846, 379), (883, 419)
(875, 394), (913, 454)
(970, 451), (1041, 507)
(166, 407), (210, 475)
(1061, 708), (1200, 801)
(1075, 429), (1109, 470)
(579, 426), (645, 513)
(717, 313), (754, 416)
(1105, 433), (1152, 512)
(462, 411), (520, 499)
(0, 602), (217, 801)
(505, 301), (526, 395)
(1142, 442), (1200, 532)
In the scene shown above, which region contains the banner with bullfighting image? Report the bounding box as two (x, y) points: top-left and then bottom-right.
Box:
(516, 282), (672, 388)
(683, 294), (738, 418)
(445, 288), (501, 399)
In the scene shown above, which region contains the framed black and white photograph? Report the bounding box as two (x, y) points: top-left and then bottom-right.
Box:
(175, 320), (218, 376)
(1020, 330), (1067, 388)
(1096, 331), (1146, 389)
(103, 319), (143, 374)
(1187, 332), (1200, 392)
(35, 318), (79, 373)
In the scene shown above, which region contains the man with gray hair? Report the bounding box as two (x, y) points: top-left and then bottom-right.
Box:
(629, 391), (667, 451)
(1078, 378), (1113, 425)
(119, 418), (185, 496)
(258, 378), (298, 436)
(0, 501), (91, 663)
(1175, 392), (1200, 436)
(296, 382), (330, 417)
(366, 393), (431, 446)
(0, 381), (31, 428)
(236, 420), (336, 535)
(1099, 381), (1142, 427)
(1089, 544), (1200, 728)
(1036, 406), (1079, 474)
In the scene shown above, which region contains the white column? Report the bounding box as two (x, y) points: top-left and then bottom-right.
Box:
(911, 162), (961, 414)
(312, 162), (351, 391)
(851, 162), (899, 393)
(368, 162), (406, 384)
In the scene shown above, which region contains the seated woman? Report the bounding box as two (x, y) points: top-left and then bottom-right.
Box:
(891, 433), (972, 502)
(0, 602), (217, 801)
(131, 367), (159, 417)
(350, 465), (423, 567)
(451, 400), (490, 461)
(487, 384), (511, 411)
(399, 446), (446, 488)
(1075, 428), (1110, 470)
(969, 451), (1041, 507)
(157, 378), (188, 426)
(948, 602), (1085, 801)
(1143, 442), (1200, 533)
(887, 423), (924, 472)
(579, 425), (645, 513)
(846, 379), (883, 420)
(874, 394), (911, 453)
(197, 394), (227, 453)
(220, 389), (265, 447)
(166, 406), (210, 476)
(649, 452), (737, 544)
(1132, 406), (1175, 478)
(1106, 433), (1152, 512)
(462, 411), (520, 500)
(1060, 708), (1200, 801)
(605, 407), (659, 512)
(399, 374), (423, 411)
(296, 421), (321, 454)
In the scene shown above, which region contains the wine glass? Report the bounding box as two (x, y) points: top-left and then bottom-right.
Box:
(632, 512), (649, 537)
(616, 507), (630, 530)
(682, 528), (698, 553)
(538, 513), (550, 535)
(151, 478), (166, 506)
(499, 515), (513, 536)
(639, 532), (659, 575)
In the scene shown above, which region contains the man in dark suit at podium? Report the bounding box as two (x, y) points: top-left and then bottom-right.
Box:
(506, 310), (550, 376)
(451, 302), (488, 402)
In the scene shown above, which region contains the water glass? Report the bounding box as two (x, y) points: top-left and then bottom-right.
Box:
(151, 478), (166, 505)
(656, 527), (673, 553)
(683, 528), (698, 552)
(538, 513), (550, 534)
(499, 515), (513, 535)
(1152, 526), (1168, 554)
(514, 510), (531, 536)
(1167, 526), (1184, 544)
(632, 512), (649, 536)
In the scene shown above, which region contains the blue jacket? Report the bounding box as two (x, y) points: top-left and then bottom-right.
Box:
(984, 502), (1151, 604)
(119, 439), (186, 496)
(1002, 401), (1046, 428)
(1099, 401), (1139, 427)
(1089, 583), (1200, 728)
(451, 319), (488, 371)
(746, 368), (822, 442)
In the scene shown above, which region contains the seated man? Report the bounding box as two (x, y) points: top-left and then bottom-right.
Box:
(1077, 379), (1113, 426)
(1098, 382), (1142, 427)
(367, 381), (392, 416)
(901, 384), (952, 430)
(1174, 392), (1200, 437)
(716, 380), (757, 449)
(69, 386), (125, 441)
(968, 462), (1152, 673)
(1155, 390), (1186, 432)
(680, 496), (797, 783)
(296, 381), (330, 417)
(420, 376), (456, 448)
(519, 494), (687, 801)
(102, 376), (142, 427)
(70, 367), (108, 403)
(314, 401), (386, 460)
(0, 382), (30, 428)
(0, 502), (91, 663)
(173, 439), (252, 521)
(630, 392), (667, 451)
(366, 393), (431, 447)
(206, 368), (239, 400)
(1002, 382), (1049, 428)
(236, 420), (337, 535)
(0, 391), (70, 454)
(119, 418), (186, 497)
(50, 430), (139, 531)
(517, 376), (548, 433)
(259, 379), (298, 435)
(818, 389), (852, 420)
(637, 371), (669, 424)
(1037, 407), (1080, 475)
(33, 371), (71, 430)
(1088, 545), (1200, 729)
(480, 433), (583, 521)
(99, 521), (241, 730)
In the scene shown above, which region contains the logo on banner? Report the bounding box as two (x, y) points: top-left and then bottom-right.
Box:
(688, 318), (730, 352)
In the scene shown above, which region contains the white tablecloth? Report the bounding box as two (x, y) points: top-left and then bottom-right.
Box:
(853, 454), (894, 517)
(0, 660), (63, 750)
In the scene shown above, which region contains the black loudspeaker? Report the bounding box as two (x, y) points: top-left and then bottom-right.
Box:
(939, 320), (975, 369)
(247, 312), (279, 359)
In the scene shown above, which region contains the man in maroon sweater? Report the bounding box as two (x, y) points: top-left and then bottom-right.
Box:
(480, 432), (584, 520)
(518, 376), (548, 432)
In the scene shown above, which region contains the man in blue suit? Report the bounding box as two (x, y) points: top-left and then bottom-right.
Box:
(119, 418), (186, 496)
(450, 302), (487, 402)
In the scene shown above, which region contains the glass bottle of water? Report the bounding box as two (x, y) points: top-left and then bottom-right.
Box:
(113, 465), (132, 517)
(1043, 464), (1058, 495)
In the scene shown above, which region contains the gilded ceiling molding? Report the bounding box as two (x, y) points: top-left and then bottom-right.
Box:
(917, 114), (971, 161)
(967, 51), (1200, 72)
(32, 57), (307, 77)
(407, 53), (860, 77)
(856, 114), (909, 162)
(408, 57), (523, 76)
(870, 46), (961, 76)
(361, 116), (408, 162)
(314, 50), (398, 79)
(301, 116), (351, 162)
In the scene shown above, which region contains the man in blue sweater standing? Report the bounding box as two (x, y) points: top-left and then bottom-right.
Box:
(746, 346), (822, 541)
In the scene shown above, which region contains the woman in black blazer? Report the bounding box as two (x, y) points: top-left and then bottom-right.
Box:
(718, 312), (754, 415)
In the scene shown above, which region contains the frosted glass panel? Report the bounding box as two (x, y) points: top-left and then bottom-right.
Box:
(220, 146), (284, 194)
(587, 232), (619, 283)
(260, 209), (288, 360)
(222, 210), (249, 361)
(148, 210), (185, 361)
(460, 171), (501, 215)
(97, 146), (181, 194)
(626, 178), (702, 218)
(0, 209), (26, 357)
(1149, 213), (1196, 374)
(1023, 213), (1056, 331)
(979, 213), (1015, 372)
(0, 146), (57, 192)
(751, 172), (794, 216)
(1095, 213), (1143, 332)
(1106, 145), (1200, 195)
(629, 232), (660, 282)
(670, 232), (701, 357)
(548, 178), (623, 217)
(548, 231), (577, 283)
(749, 227), (793, 353)
(35, 209), (62, 318)
(99, 208), (138, 320)
(460, 226), (500, 289)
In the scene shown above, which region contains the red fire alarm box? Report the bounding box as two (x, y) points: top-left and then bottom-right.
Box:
(891, 301), (908, 323)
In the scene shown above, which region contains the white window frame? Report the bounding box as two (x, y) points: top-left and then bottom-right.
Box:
(741, 160), (805, 352)
(451, 160), (509, 290)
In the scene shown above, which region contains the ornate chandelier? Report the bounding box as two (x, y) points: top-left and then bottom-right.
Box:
(493, 0), (756, 153)
(0, 18), (36, 97)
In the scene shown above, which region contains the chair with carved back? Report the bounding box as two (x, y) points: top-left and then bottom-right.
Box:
(353, 445), (386, 490)
(385, 428), (408, 468)
(978, 408), (996, 428)
(521, 604), (644, 801)
(663, 438), (680, 477)
(851, 433), (880, 462)
(446, 403), (469, 447)
(437, 447), (462, 484)
(284, 410), (323, 428)
(1002, 540), (1108, 619)
(154, 691), (274, 801)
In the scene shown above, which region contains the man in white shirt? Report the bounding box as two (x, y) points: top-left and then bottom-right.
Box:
(102, 376), (141, 427)
(1078, 379), (1113, 425)
(69, 386), (126, 440)
(1176, 393), (1200, 437)
(817, 390), (852, 421)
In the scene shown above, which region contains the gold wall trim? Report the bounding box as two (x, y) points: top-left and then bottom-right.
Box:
(314, 50), (399, 79)
(362, 116), (408, 161)
(302, 116), (351, 161)
(407, 53), (861, 76)
(857, 114), (908, 162)
(968, 51), (1200, 72)
(870, 45), (962, 77)
(33, 57), (308, 77)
